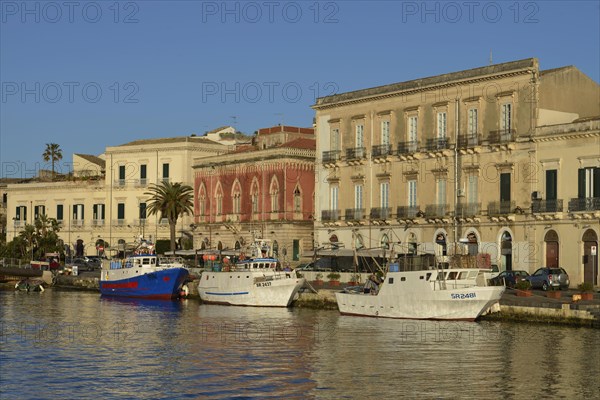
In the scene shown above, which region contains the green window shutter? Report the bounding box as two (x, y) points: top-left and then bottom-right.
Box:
(578, 169), (586, 198)
(546, 170), (557, 200)
(500, 173), (511, 202)
(594, 168), (600, 198)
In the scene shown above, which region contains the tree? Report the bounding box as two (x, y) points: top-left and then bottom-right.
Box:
(18, 224), (38, 261)
(144, 181), (194, 253)
(42, 143), (63, 179)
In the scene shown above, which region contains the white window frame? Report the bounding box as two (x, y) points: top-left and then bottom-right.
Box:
(437, 112), (447, 139)
(330, 186), (339, 211)
(468, 175), (478, 204)
(468, 108), (478, 136)
(436, 179), (446, 205)
(381, 120), (390, 146)
(380, 182), (389, 209)
(408, 116), (418, 144)
(408, 180), (417, 208)
(501, 103), (512, 132)
(355, 124), (364, 148)
(354, 184), (363, 210)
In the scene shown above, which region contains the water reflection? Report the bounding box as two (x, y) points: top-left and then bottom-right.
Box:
(1, 291), (599, 399)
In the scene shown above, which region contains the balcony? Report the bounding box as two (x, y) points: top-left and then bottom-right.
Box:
(72, 219), (85, 228)
(91, 219), (105, 227)
(568, 197), (600, 212)
(397, 206), (420, 219)
(456, 203), (481, 217)
(457, 134), (481, 148)
(113, 219), (127, 226)
(322, 150), (341, 164)
(397, 141), (419, 156)
(345, 208), (365, 222)
(369, 207), (391, 220)
(425, 204), (448, 219)
(372, 144), (393, 158)
(532, 199), (564, 213)
(488, 129), (515, 144)
(134, 178), (148, 188)
(321, 209), (341, 222)
(488, 201), (516, 216)
(426, 137), (450, 151)
(114, 179), (126, 188)
(345, 147), (366, 162)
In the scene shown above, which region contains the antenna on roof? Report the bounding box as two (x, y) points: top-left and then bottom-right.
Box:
(489, 49), (493, 65)
(274, 113), (284, 126)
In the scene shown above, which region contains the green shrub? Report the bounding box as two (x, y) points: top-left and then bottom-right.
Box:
(578, 282), (594, 292)
(327, 272), (341, 281)
(515, 280), (532, 290)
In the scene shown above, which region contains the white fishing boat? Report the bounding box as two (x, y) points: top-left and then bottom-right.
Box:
(336, 263), (505, 321)
(197, 240), (305, 307)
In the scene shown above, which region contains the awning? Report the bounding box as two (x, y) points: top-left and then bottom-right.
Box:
(301, 248), (387, 258)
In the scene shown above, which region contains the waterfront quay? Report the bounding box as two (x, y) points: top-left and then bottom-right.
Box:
(4, 271), (599, 328)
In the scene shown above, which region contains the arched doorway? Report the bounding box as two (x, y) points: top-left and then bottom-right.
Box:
(435, 232), (447, 256)
(583, 229), (598, 285)
(466, 232), (479, 256)
(500, 231), (513, 271)
(544, 230), (559, 268)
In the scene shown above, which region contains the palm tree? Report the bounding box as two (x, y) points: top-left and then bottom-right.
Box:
(42, 143), (63, 179)
(144, 181), (194, 253)
(18, 224), (38, 260)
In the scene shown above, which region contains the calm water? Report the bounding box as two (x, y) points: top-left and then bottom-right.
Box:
(1, 290), (599, 400)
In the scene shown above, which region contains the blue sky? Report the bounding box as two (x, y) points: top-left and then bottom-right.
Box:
(1, 0), (599, 177)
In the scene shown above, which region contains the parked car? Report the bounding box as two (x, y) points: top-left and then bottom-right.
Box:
(84, 256), (103, 269)
(489, 270), (530, 288)
(68, 258), (94, 272)
(526, 267), (570, 291)
(295, 263), (331, 272)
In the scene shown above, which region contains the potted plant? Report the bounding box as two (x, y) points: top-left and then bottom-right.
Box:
(314, 272), (324, 285)
(515, 280), (532, 297)
(327, 272), (341, 286)
(348, 273), (361, 286)
(578, 282), (595, 301)
(546, 285), (562, 299)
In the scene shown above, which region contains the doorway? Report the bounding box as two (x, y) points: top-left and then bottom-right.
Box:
(544, 230), (559, 268)
(583, 229), (598, 285)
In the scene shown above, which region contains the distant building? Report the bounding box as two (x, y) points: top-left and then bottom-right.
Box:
(312, 58), (599, 285)
(5, 133), (232, 256)
(193, 125), (316, 264)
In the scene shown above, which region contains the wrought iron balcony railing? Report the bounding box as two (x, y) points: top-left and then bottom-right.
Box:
(488, 200), (516, 215)
(456, 203), (481, 217)
(425, 204), (448, 218)
(532, 199), (564, 213)
(426, 137), (450, 151)
(345, 208), (365, 221)
(397, 206), (420, 219)
(568, 197), (600, 212)
(345, 147), (366, 161)
(488, 129), (515, 144)
(397, 141), (419, 155)
(322, 150), (341, 164)
(457, 134), (481, 148)
(321, 209), (341, 222)
(370, 207), (392, 220)
(372, 144), (393, 158)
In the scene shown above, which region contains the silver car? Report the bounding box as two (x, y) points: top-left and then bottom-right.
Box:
(526, 267), (570, 291)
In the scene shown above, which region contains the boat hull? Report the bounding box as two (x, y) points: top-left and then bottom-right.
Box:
(198, 271), (305, 307)
(100, 268), (189, 299)
(335, 271), (505, 321)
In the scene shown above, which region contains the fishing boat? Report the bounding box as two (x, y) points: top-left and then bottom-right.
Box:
(197, 240), (305, 307)
(15, 278), (45, 292)
(100, 239), (189, 299)
(335, 259), (505, 321)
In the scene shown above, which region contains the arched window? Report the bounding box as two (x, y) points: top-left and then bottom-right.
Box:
(251, 179), (260, 214)
(294, 185), (302, 213)
(215, 183), (223, 215)
(381, 234), (390, 250)
(270, 177), (280, 213)
(231, 180), (241, 215)
(198, 183), (207, 219)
